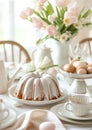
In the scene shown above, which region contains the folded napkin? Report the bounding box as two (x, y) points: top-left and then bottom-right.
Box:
(3, 109), (66, 130)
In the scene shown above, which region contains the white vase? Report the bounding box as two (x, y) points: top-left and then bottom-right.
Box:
(44, 39), (69, 66)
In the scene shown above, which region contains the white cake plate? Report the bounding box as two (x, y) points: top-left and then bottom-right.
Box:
(59, 67), (92, 94)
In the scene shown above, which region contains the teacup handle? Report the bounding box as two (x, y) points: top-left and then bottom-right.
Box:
(88, 103), (92, 110)
(0, 108), (9, 121)
(64, 102), (73, 112)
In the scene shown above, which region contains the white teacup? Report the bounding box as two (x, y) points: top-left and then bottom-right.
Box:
(69, 94), (92, 104)
(65, 94), (92, 116)
(0, 99), (9, 121)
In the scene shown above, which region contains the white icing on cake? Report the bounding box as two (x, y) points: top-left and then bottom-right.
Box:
(15, 72), (62, 101)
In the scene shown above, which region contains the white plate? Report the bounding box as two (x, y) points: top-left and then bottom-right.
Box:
(17, 109), (65, 130)
(9, 86), (66, 106)
(50, 104), (92, 125)
(0, 108), (17, 130)
(59, 67), (92, 79)
(58, 103), (92, 121)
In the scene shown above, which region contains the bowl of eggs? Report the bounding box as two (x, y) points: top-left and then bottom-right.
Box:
(59, 59), (92, 79)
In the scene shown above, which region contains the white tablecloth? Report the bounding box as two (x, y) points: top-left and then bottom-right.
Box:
(1, 72), (92, 130)
(0, 91), (92, 130)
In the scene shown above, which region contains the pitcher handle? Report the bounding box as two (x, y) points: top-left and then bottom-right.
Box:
(8, 65), (22, 88)
(31, 49), (36, 61)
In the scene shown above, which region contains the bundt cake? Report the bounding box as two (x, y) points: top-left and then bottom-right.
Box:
(15, 72), (62, 101)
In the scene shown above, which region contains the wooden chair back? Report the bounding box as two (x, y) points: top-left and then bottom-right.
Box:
(79, 38), (92, 56)
(0, 40), (31, 64)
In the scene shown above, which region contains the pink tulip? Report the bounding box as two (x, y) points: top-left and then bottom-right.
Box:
(20, 7), (34, 19)
(32, 17), (43, 29)
(20, 11), (27, 19)
(64, 2), (80, 26)
(25, 7), (34, 16)
(36, 0), (47, 10)
(55, 0), (70, 7)
(68, 2), (80, 16)
(36, 2), (43, 11)
(64, 12), (78, 26)
(39, 0), (47, 4)
(47, 25), (57, 36)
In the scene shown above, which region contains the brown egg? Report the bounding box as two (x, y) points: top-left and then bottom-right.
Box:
(73, 61), (87, 69)
(76, 68), (87, 74)
(87, 66), (92, 74)
(76, 65), (87, 70)
(70, 59), (80, 65)
(63, 64), (75, 73)
(39, 122), (55, 130)
(87, 64), (92, 67)
(72, 60), (80, 67)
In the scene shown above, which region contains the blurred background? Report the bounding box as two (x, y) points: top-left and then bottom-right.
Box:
(0, 0), (39, 53)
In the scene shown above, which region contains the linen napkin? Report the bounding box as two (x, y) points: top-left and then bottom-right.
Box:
(3, 109), (66, 130)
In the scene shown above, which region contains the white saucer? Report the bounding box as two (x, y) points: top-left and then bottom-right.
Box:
(0, 108), (17, 129)
(58, 104), (92, 120)
(50, 103), (92, 125)
(9, 86), (66, 106)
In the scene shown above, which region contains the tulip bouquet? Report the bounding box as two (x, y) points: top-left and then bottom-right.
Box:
(20, 0), (92, 44)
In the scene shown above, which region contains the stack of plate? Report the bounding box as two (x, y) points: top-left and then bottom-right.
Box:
(51, 103), (92, 125)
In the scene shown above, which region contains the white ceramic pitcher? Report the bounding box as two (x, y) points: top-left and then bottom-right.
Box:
(0, 60), (21, 94)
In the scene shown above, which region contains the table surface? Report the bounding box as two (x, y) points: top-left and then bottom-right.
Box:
(1, 92), (92, 130)
(1, 76), (92, 130)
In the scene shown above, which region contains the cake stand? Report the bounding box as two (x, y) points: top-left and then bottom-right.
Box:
(59, 68), (92, 94)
